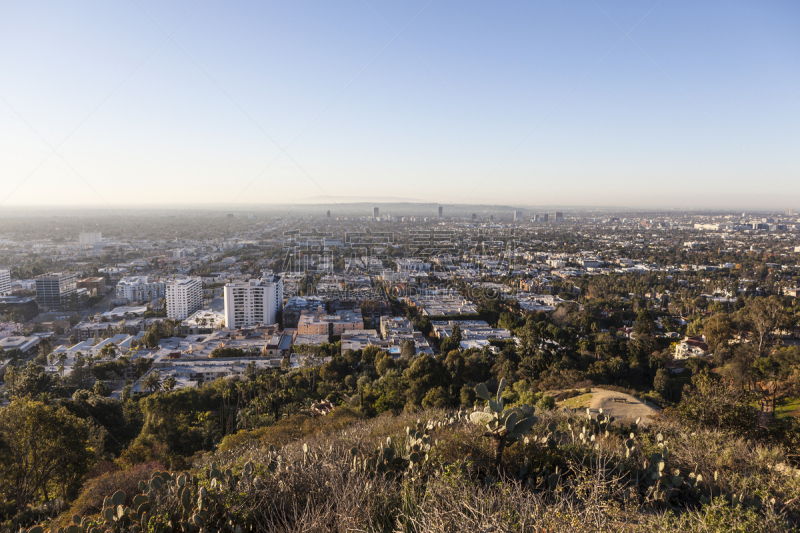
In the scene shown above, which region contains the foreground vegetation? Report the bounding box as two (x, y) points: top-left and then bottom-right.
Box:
(5, 376), (800, 532)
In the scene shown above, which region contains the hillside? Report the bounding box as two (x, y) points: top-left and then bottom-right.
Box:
(19, 398), (800, 533)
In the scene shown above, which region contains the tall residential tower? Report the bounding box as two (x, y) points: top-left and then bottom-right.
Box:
(166, 278), (202, 320)
(223, 273), (283, 328)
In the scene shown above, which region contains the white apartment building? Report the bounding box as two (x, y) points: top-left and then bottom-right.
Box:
(166, 278), (202, 320)
(79, 231), (102, 245)
(0, 270), (11, 296)
(223, 274), (283, 328)
(396, 258), (431, 272)
(116, 276), (166, 302)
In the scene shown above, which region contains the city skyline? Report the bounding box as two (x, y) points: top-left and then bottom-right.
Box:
(1, 1), (799, 210)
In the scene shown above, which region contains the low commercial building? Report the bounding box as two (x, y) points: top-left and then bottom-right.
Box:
(406, 294), (477, 317)
(77, 277), (107, 295)
(297, 307), (364, 336)
(380, 316), (415, 338)
(180, 310), (226, 334)
(340, 330), (382, 352)
(431, 320), (511, 346)
(102, 306), (148, 320)
(283, 296), (327, 328)
(0, 296), (39, 321)
(0, 335), (41, 355)
(261, 332), (293, 357)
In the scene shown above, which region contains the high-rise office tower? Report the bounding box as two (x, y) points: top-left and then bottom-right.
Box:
(555, 212), (564, 223)
(35, 272), (77, 310)
(514, 211), (521, 221)
(373, 207), (379, 218)
(438, 206), (443, 218)
(472, 213), (476, 221)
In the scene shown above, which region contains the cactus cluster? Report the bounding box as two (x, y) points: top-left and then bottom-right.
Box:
(564, 409), (633, 450)
(91, 467), (253, 533)
(505, 457), (562, 491)
(469, 378), (538, 465)
(352, 420), (436, 478)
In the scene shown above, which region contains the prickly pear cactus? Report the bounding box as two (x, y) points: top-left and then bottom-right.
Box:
(470, 378), (538, 465)
(352, 419), (438, 479)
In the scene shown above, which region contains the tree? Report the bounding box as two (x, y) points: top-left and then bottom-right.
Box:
(0, 398), (94, 509)
(142, 370), (162, 393)
(440, 336), (459, 353)
(3, 363), (57, 399)
(99, 344), (116, 359)
(421, 386), (454, 408)
(451, 323), (463, 345)
(134, 357), (153, 378)
(163, 376), (177, 392)
(375, 352), (396, 376)
(400, 339), (416, 358)
(38, 338), (53, 359)
(702, 313), (733, 353)
(634, 309), (655, 336)
(362, 345), (382, 365)
(210, 347), (248, 358)
(748, 296), (789, 354)
(93, 380), (111, 397)
(653, 368), (677, 401)
(675, 371), (757, 433)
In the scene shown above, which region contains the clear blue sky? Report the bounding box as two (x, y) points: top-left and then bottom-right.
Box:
(1, 0), (798, 210)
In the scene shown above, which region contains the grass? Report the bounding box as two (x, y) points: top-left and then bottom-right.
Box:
(558, 392), (592, 409)
(775, 396), (800, 419)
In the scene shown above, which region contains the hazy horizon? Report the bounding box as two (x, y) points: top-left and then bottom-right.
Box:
(2, 1), (799, 210)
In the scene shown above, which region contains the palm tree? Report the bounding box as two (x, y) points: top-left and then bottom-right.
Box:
(143, 370), (162, 392)
(163, 375), (177, 392)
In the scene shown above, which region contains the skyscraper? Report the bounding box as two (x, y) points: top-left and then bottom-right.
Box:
(373, 207), (379, 219)
(472, 213), (476, 221)
(543, 213), (549, 222)
(555, 212), (564, 223)
(513, 211), (521, 221)
(438, 206), (443, 218)
(327, 210), (331, 219)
